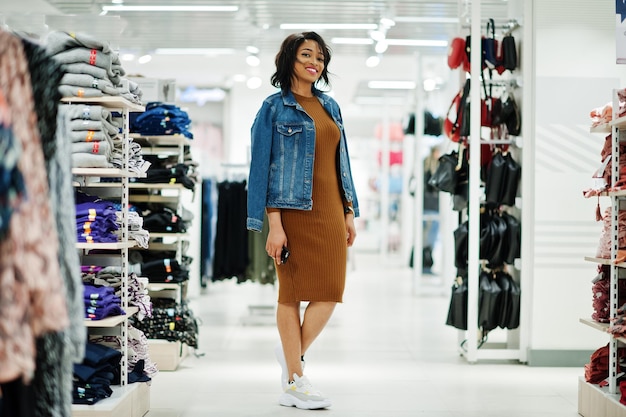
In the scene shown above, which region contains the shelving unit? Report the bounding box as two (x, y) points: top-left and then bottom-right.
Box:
(129, 133), (194, 371)
(579, 89), (626, 417)
(70, 96), (150, 417)
(456, 10), (526, 364)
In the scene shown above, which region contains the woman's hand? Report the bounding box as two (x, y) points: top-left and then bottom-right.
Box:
(345, 213), (357, 247)
(266, 210), (287, 264)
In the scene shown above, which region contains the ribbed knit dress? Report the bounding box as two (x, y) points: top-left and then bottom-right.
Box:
(275, 93), (347, 303)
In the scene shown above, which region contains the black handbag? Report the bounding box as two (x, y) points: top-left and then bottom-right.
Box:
(500, 93), (521, 136)
(428, 151), (460, 194)
(485, 151), (507, 205)
(501, 211), (521, 264)
(478, 270), (502, 331)
(501, 35), (518, 71)
(446, 271), (468, 330)
(501, 152), (521, 206)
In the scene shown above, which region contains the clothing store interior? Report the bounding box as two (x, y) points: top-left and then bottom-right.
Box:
(2, 0), (626, 416)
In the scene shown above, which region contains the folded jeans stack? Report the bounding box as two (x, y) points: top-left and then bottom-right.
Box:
(130, 102), (193, 138)
(72, 342), (122, 405)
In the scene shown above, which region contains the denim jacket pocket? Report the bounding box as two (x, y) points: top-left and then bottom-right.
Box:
(276, 123), (303, 138)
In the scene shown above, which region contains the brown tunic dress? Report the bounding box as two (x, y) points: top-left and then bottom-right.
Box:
(275, 93), (347, 303)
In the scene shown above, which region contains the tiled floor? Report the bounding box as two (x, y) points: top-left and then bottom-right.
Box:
(147, 251), (582, 417)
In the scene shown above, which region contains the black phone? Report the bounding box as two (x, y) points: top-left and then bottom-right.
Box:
(280, 247), (290, 264)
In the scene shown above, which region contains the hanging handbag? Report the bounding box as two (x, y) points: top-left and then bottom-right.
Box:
(483, 19), (499, 68)
(478, 269), (502, 331)
(501, 34), (518, 71)
(445, 79), (470, 142)
(501, 152), (521, 206)
(428, 151), (460, 194)
(448, 37), (467, 70)
(485, 151), (507, 205)
(502, 211), (521, 264)
(453, 221), (469, 269)
(446, 271), (468, 330)
(500, 93), (521, 136)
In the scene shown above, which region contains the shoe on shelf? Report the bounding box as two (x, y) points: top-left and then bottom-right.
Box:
(278, 373), (332, 410)
(274, 344), (305, 390)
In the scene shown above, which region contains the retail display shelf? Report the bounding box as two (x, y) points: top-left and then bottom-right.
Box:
(578, 378), (626, 417)
(84, 307), (139, 328)
(584, 256), (626, 268)
(147, 339), (188, 371)
(71, 380), (150, 417)
(130, 133), (189, 145)
(590, 124), (611, 134)
(61, 96), (145, 112)
(129, 195), (180, 203)
(139, 242), (177, 251)
(148, 232), (189, 238)
(129, 183), (187, 190)
(610, 115), (626, 129)
(147, 283), (180, 291)
(608, 189), (626, 198)
(76, 241), (138, 250)
(72, 168), (143, 178)
(579, 318), (609, 333)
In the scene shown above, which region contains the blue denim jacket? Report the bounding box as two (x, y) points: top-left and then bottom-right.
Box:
(247, 88), (359, 232)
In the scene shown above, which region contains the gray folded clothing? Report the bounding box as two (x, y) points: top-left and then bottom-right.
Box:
(62, 62), (109, 81)
(59, 85), (103, 99)
(71, 153), (111, 168)
(69, 118), (119, 136)
(62, 104), (110, 122)
(71, 140), (111, 157)
(61, 73), (119, 96)
(53, 48), (112, 76)
(45, 31), (113, 56)
(68, 129), (111, 143)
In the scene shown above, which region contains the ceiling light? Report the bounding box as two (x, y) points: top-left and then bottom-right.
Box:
(246, 45), (259, 54)
(246, 55), (260, 67)
(331, 38), (374, 45)
(379, 17), (396, 28)
(374, 40), (388, 54)
(331, 38), (447, 47)
(154, 48), (236, 55)
(102, 5), (239, 12)
(370, 30), (385, 42)
(246, 77), (262, 89)
(120, 53), (135, 61)
(280, 23), (378, 30)
(111, 0), (124, 3)
(368, 81), (416, 90)
(138, 54), (152, 64)
(387, 39), (448, 47)
(394, 16), (459, 24)
(365, 55), (380, 68)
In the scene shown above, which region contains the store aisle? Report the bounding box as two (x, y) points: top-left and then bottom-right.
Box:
(147, 252), (581, 417)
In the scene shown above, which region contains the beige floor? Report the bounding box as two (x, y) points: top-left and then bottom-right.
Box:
(147, 251), (582, 417)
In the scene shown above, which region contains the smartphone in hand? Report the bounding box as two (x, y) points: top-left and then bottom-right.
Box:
(280, 246), (290, 264)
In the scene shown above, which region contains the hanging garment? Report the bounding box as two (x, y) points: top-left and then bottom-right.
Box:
(212, 180), (249, 282)
(0, 30), (69, 386)
(22, 36), (86, 417)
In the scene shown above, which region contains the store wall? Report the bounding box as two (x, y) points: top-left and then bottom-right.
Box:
(529, 0), (626, 365)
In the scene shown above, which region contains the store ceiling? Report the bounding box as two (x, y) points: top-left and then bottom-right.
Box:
(3, 0), (513, 129)
(5, 0), (511, 58)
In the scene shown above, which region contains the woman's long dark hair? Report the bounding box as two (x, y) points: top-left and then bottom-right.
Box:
(270, 32), (332, 93)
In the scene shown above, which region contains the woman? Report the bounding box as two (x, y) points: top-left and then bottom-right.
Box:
(247, 32), (359, 410)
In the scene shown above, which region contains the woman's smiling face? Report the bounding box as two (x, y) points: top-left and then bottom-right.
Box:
(292, 39), (325, 86)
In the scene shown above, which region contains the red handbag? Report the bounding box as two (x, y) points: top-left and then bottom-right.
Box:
(444, 90), (463, 143)
(448, 37), (466, 70)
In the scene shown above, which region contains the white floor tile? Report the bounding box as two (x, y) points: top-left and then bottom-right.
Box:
(146, 252), (583, 417)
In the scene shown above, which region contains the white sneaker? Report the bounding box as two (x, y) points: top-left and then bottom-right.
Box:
(279, 373), (332, 410)
(274, 344), (305, 390)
